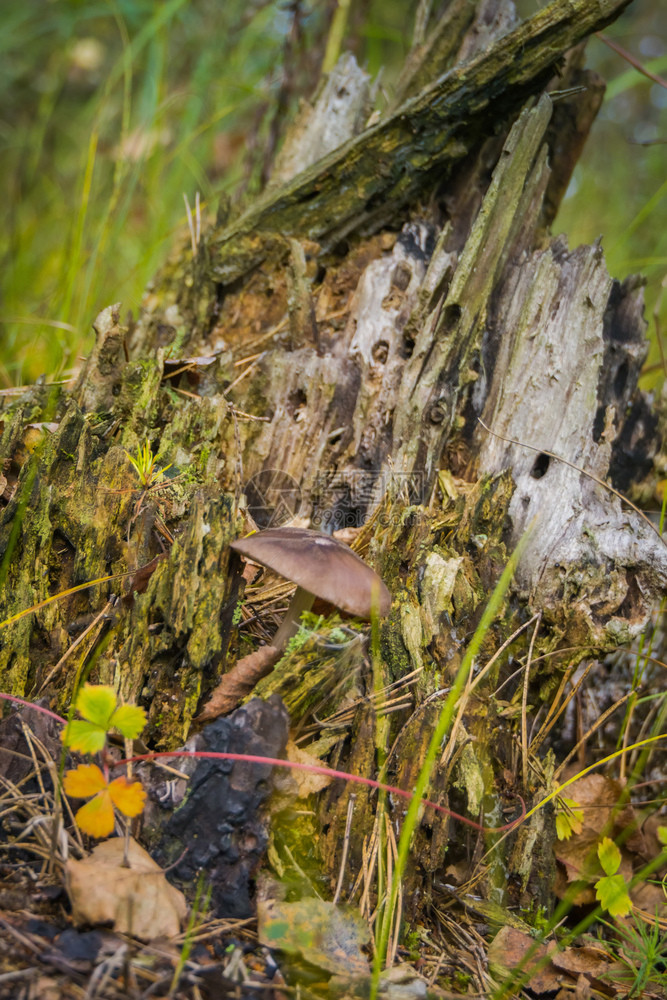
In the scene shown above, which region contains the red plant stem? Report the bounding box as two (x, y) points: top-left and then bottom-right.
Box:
(120, 750), (526, 834)
(0, 692), (67, 725)
(0, 691), (525, 834)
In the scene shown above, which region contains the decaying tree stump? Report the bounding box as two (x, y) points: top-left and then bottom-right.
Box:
(1, 0), (664, 921)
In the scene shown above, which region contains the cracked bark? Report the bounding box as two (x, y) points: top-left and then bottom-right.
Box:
(1, 0), (662, 919)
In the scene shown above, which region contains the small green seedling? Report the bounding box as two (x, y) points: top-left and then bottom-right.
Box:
(125, 441), (172, 489)
(604, 911), (667, 998)
(595, 836), (632, 918)
(64, 684), (147, 754)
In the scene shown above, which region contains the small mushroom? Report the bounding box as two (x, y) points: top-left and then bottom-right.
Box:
(230, 526), (392, 650)
(196, 527), (392, 722)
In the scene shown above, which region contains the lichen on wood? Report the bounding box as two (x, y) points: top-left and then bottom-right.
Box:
(0, 0), (662, 933)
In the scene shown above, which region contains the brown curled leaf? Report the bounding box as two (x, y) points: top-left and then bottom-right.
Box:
(195, 645), (281, 722)
(122, 555), (166, 605)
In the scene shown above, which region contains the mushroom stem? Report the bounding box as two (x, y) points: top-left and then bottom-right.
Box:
(272, 586), (315, 650)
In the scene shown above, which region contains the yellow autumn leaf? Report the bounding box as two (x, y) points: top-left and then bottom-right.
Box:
(63, 763), (107, 798)
(75, 790), (116, 838)
(555, 796), (584, 840)
(108, 776), (147, 818)
(63, 765), (146, 837)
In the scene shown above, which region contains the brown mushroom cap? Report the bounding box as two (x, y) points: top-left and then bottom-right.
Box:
(230, 527), (391, 618)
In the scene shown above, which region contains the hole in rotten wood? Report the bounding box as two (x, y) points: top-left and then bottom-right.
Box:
(391, 262), (411, 291)
(372, 340), (389, 364)
(615, 571), (642, 623)
(287, 388), (307, 421)
(330, 240), (350, 259)
(296, 187), (319, 206)
(613, 360), (629, 399)
(442, 303), (462, 329)
(530, 453), (550, 479)
(401, 333), (414, 359)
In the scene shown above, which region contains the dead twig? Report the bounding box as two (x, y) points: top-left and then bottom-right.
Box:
(521, 613), (541, 788)
(333, 794), (356, 905)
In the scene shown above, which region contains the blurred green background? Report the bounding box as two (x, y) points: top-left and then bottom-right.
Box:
(1, 0), (665, 388)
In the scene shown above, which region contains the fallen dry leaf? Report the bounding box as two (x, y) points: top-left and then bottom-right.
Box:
(559, 775), (637, 843)
(487, 926), (565, 994)
(122, 554), (166, 602)
(637, 812), (667, 867)
(284, 740), (333, 797)
(551, 943), (612, 979)
(66, 837), (186, 940)
(258, 897), (370, 976)
(629, 880), (667, 922)
(196, 645), (280, 721)
(554, 774), (637, 903)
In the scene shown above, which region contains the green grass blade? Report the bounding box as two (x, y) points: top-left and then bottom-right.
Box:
(371, 525), (532, 992)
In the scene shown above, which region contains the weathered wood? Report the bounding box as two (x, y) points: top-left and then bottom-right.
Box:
(389, 94), (554, 484)
(476, 242), (665, 646)
(0, 0), (662, 929)
(268, 53), (373, 189)
(202, 0), (632, 289)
